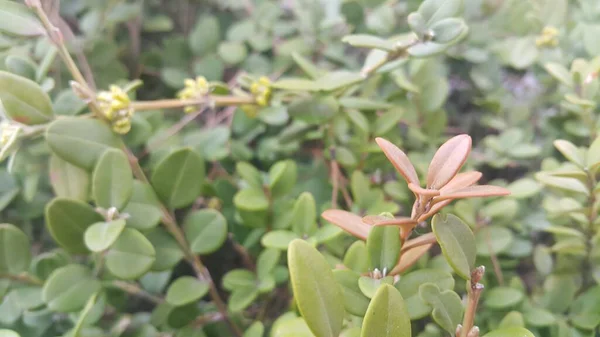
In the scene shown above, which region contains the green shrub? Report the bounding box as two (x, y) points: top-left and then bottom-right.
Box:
(0, 0), (598, 337)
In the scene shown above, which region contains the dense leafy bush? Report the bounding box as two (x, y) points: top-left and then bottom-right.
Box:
(0, 0), (599, 336)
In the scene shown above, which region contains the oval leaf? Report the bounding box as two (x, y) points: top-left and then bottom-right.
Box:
(92, 149), (133, 210)
(42, 264), (101, 312)
(0, 71), (53, 124)
(366, 225), (401, 272)
(183, 209), (228, 255)
(83, 219), (126, 253)
(361, 284), (411, 337)
(49, 155), (90, 202)
(288, 239), (345, 337)
(45, 198), (104, 254)
(166, 276), (209, 307)
(375, 137), (419, 185)
(431, 214), (476, 279)
(482, 327), (535, 337)
(105, 228), (155, 280)
(46, 118), (121, 170)
(427, 134), (472, 189)
(0, 224), (30, 274)
(151, 148), (205, 209)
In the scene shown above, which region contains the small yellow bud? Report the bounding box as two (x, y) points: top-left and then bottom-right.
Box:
(536, 26), (559, 48)
(241, 105), (259, 118)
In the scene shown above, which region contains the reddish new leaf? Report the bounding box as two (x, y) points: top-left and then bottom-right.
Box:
(439, 171), (482, 193)
(375, 137), (420, 185)
(434, 185), (511, 203)
(408, 183), (440, 197)
(322, 209), (371, 240)
(390, 243), (433, 275)
(426, 134), (472, 189)
(362, 215), (417, 228)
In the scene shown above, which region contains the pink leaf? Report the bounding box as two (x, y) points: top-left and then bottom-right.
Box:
(375, 137), (420, 185)
(322, 209), (371, 240)
(426, 134), (472, 189)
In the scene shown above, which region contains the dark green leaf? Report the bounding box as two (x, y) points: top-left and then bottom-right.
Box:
(42, 265), (101, 312)
(92, 149), (133, 210)
(183, 209), (228, 255)
(105, 228), (155, 280)
(45, 198), (104, 254)
(166, 276), (209, 306)
(0, 71), (53, 124)
(0, 224), (30, 274)
(432, 214), (476, 280)
(151, 148), (205, 209)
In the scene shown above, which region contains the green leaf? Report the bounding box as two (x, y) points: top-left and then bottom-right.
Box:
(271, 78), (318, 91)
(244, 322), (264, 337)
(0, 224), (30, 274)
(0, 71), (53, 125)
(366, 225), (401, 272)
(45, 198), (104, 254)
(71, 292), (99, 337)
(256, 248), (280, 280)
(0, 330), (20, 337)
(419, 283), (463, 334)
(292, 52), (322, 79)
(291, 192), (317, 236)
(432, 214), (476, 280)
(189, 15), (220, 56)
(544, 63), (573, 87)
(482, 328), (535, 337)
(395, 269), (454, 320)
(166, 276), (209, 307)
(361, 284), (411, 337)
(49, 155), (90, 202)
(122, 181), (163, 231)
(145, 228), (184, 271)
(261, 230), (299, 250)
(535, 172), (588, 195)
(475, 226), (514, 256)
(183, 126), (230, 161)
(84, 219), (126, 252)
(554, 140), (584, 167)
(347, 110), (370, 134)
(0, 1), (44, 36)
(341, 34), (395, 51)
(258, 106), (289, 126)
(524, 308), (556, 328)
(92, 149), (133, 210)
(0, 170), (18, 212)
(288, 239), (345, 337)
(316, 71), (364, 91)
(229, 287), (259, 312)
(105, 228), (156, 280)
(358, 275), (394, 298)
(418, 0), (463, 25)
(333, 270), (370, 317)
(42, 264), (101, 312)
(237, 162), (263, 188)
(339, 98), (393, 111)
(430, 18), (467, 44)
(151, 148), (205, 209)
(288, 96), (340, 124)
(218, 41), (248, 65)
(269, 160), (297, 198)
(485, 287), (524, 309)
(5, 55), (36, 80)
(46, 118), (121, 170)
(407, 12), (428, 36)
(499, 311), (525, 328)
(183, 209), (228, 255)
(222, 269), (255, 291)
(343, 241), (369, 273)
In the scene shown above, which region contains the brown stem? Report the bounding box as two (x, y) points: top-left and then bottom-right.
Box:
(131, 96), (256, 111)
(0, 273), (43, 286)
(459, 267), (485, 337)
(122, 146), (243, 337)
(111, 281), (163, 305)
(231, 235), (256, 271)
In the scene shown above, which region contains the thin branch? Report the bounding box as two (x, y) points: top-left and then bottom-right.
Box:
(110, 281), (164, 305)
(131, 96), (256, 111)
(0, 273), (44, 286)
